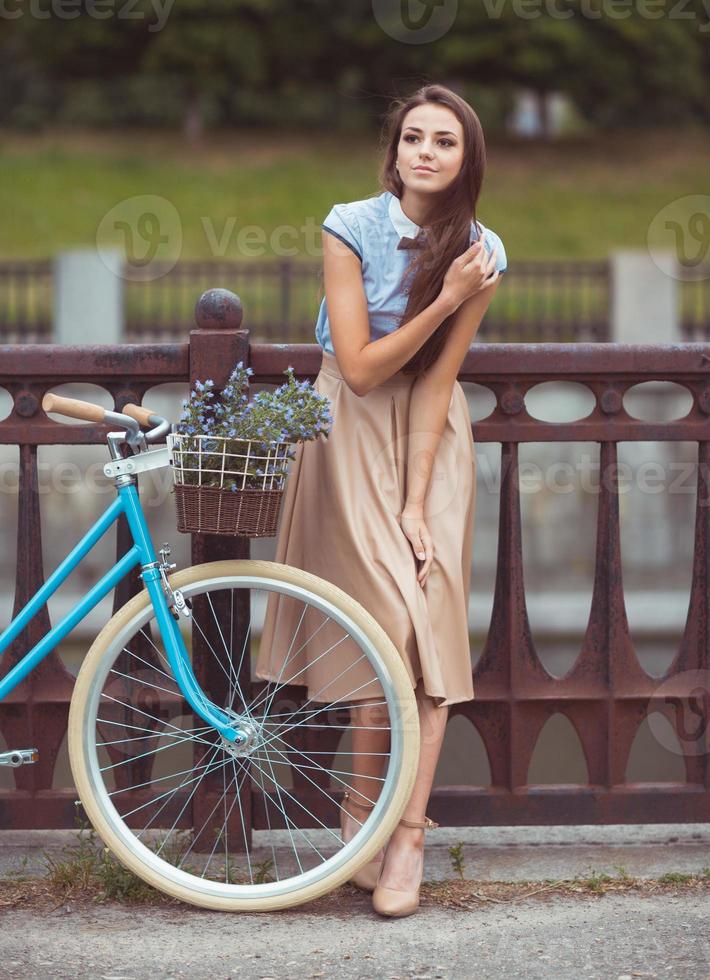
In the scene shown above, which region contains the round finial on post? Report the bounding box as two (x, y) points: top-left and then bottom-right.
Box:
(194, 288), (244, 331)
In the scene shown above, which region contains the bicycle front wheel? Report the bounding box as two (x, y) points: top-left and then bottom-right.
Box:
(68, 560), (419, 911)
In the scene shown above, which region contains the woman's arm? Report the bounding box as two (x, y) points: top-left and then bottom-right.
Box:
(323, 230), (460, 396)
(400, 276), (503, 585)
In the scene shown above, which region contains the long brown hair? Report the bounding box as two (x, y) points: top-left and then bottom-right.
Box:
(378, 84), (486, 376)
(316, 84), (486, 375)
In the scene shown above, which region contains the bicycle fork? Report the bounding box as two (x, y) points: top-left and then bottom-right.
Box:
(103, 476), (251, 746)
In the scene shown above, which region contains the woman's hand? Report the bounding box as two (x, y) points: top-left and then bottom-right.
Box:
(399, 505), (434, 588)
(440, 239), (499, 312)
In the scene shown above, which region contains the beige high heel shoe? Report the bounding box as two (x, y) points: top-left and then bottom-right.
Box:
(339, 791), (385, 892)
(371, 814), (439, 918)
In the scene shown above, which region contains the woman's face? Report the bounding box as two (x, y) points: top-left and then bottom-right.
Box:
(396, 103), (465, 193)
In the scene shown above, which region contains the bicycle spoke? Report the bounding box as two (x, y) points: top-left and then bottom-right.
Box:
(257, 600), (312, 720)
(204, 591), (247, 712)
(256, 673), (384, 753)
(109, 750), (227, 798)
(99, 692), (202, 742)
(99, 730), (209, 772)
(153, 745), (230, 857)
(258, 737), (381, 816)
(191, 613), (243, 709)
(96, 725), (211, 748)
(108, 666), (184, 701)
(262, 697), (387, 720)
(176, 760), (242, 875)
(249, 606), (329, 717)
(134, 743), (222, 840)
(135, 627), (173, 677)
(257, 748), (310, 878)
(120, 643), (174, 683)
(255, 653), (371, 737)
(249, 751), (283, 881)
(120, 745), (227, 821)
(246, 753), (332, 860)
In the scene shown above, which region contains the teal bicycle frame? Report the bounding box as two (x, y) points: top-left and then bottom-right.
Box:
(0, 475), (243, 744)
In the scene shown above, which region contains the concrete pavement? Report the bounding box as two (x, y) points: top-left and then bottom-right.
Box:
(0, 823), (708, 979)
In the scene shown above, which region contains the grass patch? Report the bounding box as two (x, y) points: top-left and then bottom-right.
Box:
(2, 125), (710, 260)
(0, 817), (296, 912)
(40, 822), (162, 905)
(1, 822), (709, 914)
(423, 866), (710, 911)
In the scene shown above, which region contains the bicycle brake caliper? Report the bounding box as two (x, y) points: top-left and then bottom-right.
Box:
(157, 543), (192, 620)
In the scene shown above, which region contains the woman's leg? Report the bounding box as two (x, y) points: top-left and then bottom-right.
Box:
(344, 679), (448, 875)
(348, 676), (447, 801)
(375, 678), (448, 889)
(339, 698), (390, 850)
(345, 698), (391, 809)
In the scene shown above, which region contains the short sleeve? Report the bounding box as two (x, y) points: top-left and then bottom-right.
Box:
(471, 221), (507, 274)
(321, 204), (363, 261)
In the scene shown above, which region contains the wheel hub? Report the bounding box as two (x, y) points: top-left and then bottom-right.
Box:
(219, 714), (262, 757)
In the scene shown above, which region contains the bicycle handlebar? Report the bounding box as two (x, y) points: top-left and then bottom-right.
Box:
(122, 403), (157, 427)
(42, 393), (106, 424)
(41, 393), (171, 444)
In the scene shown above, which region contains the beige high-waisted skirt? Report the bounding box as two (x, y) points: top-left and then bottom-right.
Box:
(253, 349), (476, 707)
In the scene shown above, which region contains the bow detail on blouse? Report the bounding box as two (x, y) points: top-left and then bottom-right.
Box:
(397, 228), (429, 250)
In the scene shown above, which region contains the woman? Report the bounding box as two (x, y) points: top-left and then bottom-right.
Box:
(255, 82), (506, 916)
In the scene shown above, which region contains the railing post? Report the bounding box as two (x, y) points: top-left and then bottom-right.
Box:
(188, 288), (254, 850)
(188, 287), (251, 570)
(2, 444), (74, 826)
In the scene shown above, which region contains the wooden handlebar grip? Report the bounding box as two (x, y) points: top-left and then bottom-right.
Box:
(122, 403), (159, 426)
(41, 393), (106, 423)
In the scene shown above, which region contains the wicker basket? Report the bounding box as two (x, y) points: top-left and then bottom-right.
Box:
(167, 432), (293, 537)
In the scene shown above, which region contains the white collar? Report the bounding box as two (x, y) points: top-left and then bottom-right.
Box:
(387, 190), (483, 241)
(387, 192), (420, 238)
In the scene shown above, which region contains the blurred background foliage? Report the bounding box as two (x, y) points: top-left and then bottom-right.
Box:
(2, 0), (709, 262)
(1, 0), (709, 137)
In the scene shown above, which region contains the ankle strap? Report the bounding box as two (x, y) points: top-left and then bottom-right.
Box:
(342, 791), (375, 812)
(343, 794), (439, 829)
(399, 815), (439, 830)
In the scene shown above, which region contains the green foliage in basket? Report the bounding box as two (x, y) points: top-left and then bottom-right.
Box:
(174, 361), (333, 491)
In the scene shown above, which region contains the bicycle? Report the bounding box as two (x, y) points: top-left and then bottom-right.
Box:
(0, 393), (420, 911)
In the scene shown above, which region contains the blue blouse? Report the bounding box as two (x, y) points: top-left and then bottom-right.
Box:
(315, 189), (507, 355)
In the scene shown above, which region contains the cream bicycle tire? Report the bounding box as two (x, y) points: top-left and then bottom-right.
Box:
(68, 559), (420, 911)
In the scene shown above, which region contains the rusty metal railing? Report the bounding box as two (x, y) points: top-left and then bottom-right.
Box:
(0, 258), (617, 345)
(0, 289), (709, 828)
